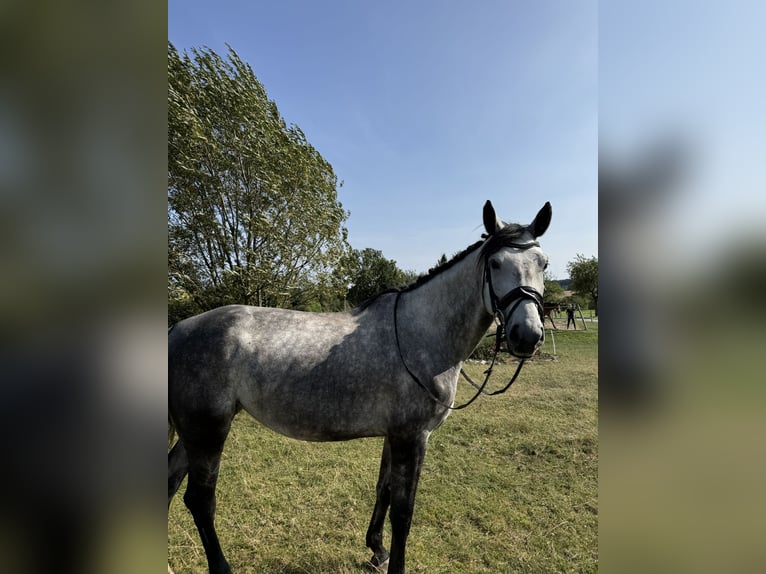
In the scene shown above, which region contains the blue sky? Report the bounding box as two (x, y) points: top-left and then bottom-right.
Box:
(169, 1), (597, 279)
(599, 1), (766, 274)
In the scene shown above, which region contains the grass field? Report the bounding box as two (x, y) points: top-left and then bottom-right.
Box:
(168, 324), (598, 573)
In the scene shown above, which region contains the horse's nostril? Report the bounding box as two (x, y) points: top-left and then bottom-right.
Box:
(509, 324), (520, 340)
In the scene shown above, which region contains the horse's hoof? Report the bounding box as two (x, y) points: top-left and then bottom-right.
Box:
(369, 555), (389, 573)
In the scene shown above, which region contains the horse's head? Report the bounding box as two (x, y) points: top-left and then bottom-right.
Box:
(481, 200), (552, 358)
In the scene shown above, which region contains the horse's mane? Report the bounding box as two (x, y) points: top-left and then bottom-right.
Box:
(353, 222), (528, 311)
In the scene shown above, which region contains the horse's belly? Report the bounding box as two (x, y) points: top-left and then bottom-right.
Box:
(237, 382), (390, 442)
(240, 405), (388, 442)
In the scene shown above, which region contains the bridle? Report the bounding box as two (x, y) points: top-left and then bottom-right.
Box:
(394, 239), (545, 411)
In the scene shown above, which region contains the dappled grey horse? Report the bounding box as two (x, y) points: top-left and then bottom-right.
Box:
(168, 200), (552, 574)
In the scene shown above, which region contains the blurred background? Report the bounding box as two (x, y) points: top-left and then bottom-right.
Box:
(600, 1), (766, 572)
(0, 1), (166, 572)
(0, 0), (764, 572)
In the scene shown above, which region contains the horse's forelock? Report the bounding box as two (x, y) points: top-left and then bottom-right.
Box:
(478, 223), (528, 266)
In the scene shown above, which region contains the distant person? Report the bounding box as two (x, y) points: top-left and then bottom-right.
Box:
(566, 305), (577, 330)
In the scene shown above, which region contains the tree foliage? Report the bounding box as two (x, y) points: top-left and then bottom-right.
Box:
(543, 270), (565, 303)
(566, 254), (599, 314)
(168, 43), (349, 322)
(344, 248), (413, 306)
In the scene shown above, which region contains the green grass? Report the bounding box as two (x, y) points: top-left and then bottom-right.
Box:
(168, 324), (597, 573)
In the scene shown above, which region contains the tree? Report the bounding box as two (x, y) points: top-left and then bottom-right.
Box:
(543, 270), (565, 303)
(345, 248), (411, 306)
(168, 43), (349, 321)
(567, 254), (599, 315)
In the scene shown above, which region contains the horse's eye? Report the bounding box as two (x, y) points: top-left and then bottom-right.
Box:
(544, 261), (549, 270)
(490, 260), (501, 270)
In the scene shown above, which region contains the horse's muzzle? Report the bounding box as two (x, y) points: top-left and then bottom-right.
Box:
(507, 322), (544, 358)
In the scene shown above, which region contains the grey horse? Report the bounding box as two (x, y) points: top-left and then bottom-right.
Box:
(168, 200), (552, 574)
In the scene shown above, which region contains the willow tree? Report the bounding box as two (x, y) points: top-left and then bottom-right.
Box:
(168, 43), (349, 320)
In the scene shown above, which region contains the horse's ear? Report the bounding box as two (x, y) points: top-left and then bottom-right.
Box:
(483, 200), (502, 235)
(530, 202), (552, 238)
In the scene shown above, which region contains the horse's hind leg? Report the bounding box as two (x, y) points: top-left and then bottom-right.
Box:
(168, 440), (189, 507)
(366, 438), (391, 571)
(182, 415), (234, 574)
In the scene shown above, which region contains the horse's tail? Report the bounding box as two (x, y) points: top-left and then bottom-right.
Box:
(168, 414), (176, 448)
(168, 322), (177, 448)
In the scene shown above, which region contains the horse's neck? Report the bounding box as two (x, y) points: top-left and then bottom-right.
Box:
(398, 248), (493, 370)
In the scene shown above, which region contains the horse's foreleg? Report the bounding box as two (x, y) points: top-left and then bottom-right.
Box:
(182, 417), (234, 574)
(366, 438), (392, 570)
(387, 432), (428, 574)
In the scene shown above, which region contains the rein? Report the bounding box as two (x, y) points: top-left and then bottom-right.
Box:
(393, 240), (544, 411)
